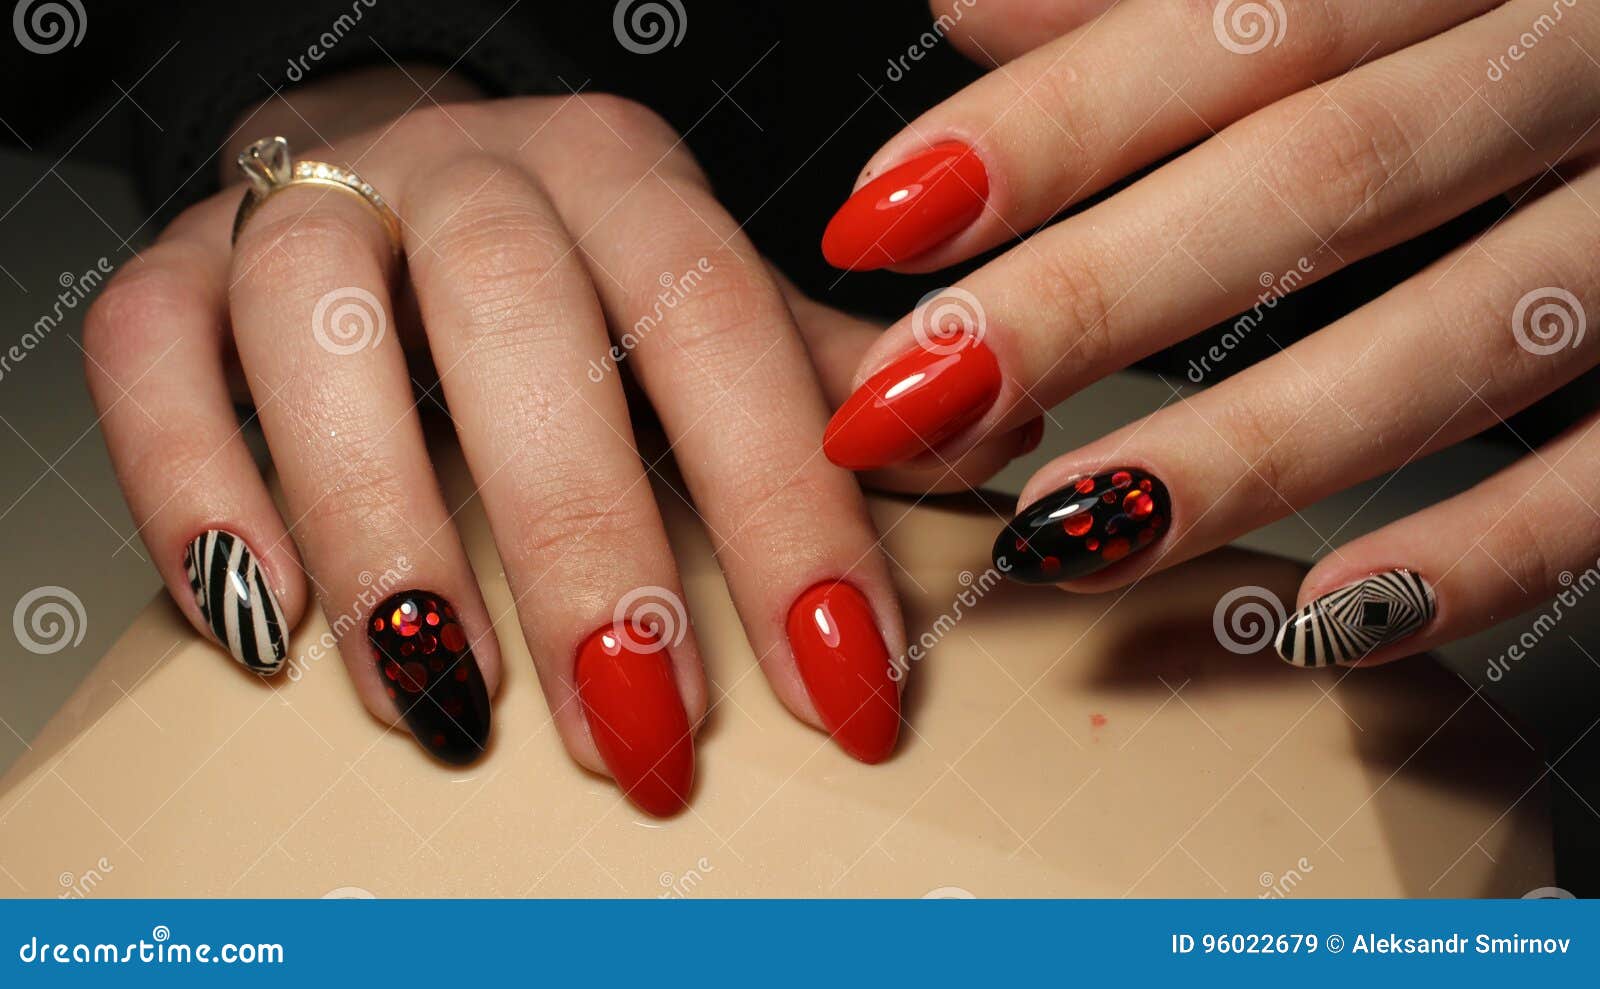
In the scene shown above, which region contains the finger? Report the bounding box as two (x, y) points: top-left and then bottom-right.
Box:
(928, 0), (1121, 67)
(827, 0), (1600, 469)
(401, 152), (698, 815)
(996, 155), (1600, 593)
(83, 196), (305, 675)
(229, 155), (497, 764)
(822, 0), (1501, 270)
(1277, 409), (1600, 669)
(527, 96), (906, 763)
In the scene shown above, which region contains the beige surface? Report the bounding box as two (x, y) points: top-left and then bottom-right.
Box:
(0, 438), (1550, 898)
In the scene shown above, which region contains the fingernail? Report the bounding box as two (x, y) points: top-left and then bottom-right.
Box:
(577, 622), (695, 817)
(184, 530), (288, 675)
(786, 581), (900, 763)
(992, 468), (1171, 584)
(1018, 416), (1045, 455)
(822, 141), (988, 270)
(368, 590), (491, 764)
(823, 335), (1001, 470)
(1275, 569), (1436, 668)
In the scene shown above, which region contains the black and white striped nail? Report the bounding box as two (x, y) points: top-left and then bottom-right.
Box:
(184, 530), (287, 675)
(1274, 569), (1436, 668)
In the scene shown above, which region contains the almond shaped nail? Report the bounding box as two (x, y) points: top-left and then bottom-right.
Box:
(1275, 569), (1436, 668)
(368, 590), (490, 764)
(822, 141), (988, 270)
(577, 623), (695, 817)
(992, 469), (1171, 584)
(184, 530), (287, 675)
(786, 581), (900, 763)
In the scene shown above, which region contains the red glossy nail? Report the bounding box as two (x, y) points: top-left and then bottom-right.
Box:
(576, 623), (694, 817)
(823, 335), (1002, 470)
(786, 581), (900, 764)
(822, 141), (988, 270)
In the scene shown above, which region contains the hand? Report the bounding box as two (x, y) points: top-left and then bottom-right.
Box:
(818, 0), (1600, 668)
(82, 67), (1020, 814)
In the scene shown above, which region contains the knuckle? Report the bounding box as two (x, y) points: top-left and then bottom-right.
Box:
(569, 92), (678, 145)
(1020, 247), (1118, 379)
(507, 474), (657, 564)
(83, 254), (201, 360)
(1207, 388), (1298, 511)
(231, 209), (381, 298)
(386, 103), (478, 150)
(1254, 89), (1412, 252)
(717, 465), (838, 549)
(633, 249), (775, 357)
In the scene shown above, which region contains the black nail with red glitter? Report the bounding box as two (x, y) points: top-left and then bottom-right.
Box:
(368, 590), (490, 764)
(992, 468), (1171, 584)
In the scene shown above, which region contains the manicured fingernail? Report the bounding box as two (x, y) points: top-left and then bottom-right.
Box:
(368, 590), (491, 764)
(1018, 416), (1045, 455)
(577, 622), (695, 817)
(824, 335), (1001, 470)
(822, 141), (988, 270)
(786, 581), (900, 763)
(1275, 569), (1436, 668)
(184, 530), (287, 675)
(992, 468), (1171, 584)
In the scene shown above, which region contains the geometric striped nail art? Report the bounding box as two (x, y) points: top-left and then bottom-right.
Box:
(184, 530), (288, 675)
(1274, 569), (1436, 668)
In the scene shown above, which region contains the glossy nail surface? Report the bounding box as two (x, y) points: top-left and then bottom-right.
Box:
(184, 530), (287, 674)
(822, 141), (988, 270)
(368, 590), (490, 764)
(824, 337), (1001, 470)
(786, 581), (899, 763)
(1275, 569), (1436, 668)
(993, 469), (1171, 584)
(577, 623), (694, 817)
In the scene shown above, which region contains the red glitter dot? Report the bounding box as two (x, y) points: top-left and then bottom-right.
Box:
(441, 623), (466, 652)
(1112, 471), (1132, 489)
(1041, 556), (1061, 573)
(383, 662), (398, 681)
(426, 612), (440, 627)
(454, 666), (469, 682)
(1090, 713), (1108, 728)
(1139, 479), (1152, 492)
(1075, 477), (1095, 494)
(1124, 490), (1154, 518)
(1086, 538), (1099, 551)
(1014, 537), (1028, 552)
(1063, 513), (1093, 536)
(400, 641), (415, 657)
(1101, 537), (1131, 562)
(373, 617), (385, 632)
(420, 633), (438, 655)
(397, 661), (429, 693)
(386, 686), (396, 699)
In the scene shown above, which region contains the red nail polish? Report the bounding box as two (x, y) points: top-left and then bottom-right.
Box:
(822, 141), (988, 270)
(785, 581), (899, 764)
(577, 623), (694, 817)
(823, 335), (1001, 470)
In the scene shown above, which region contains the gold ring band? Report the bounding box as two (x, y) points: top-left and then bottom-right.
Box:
(231, 137), (402, 255)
